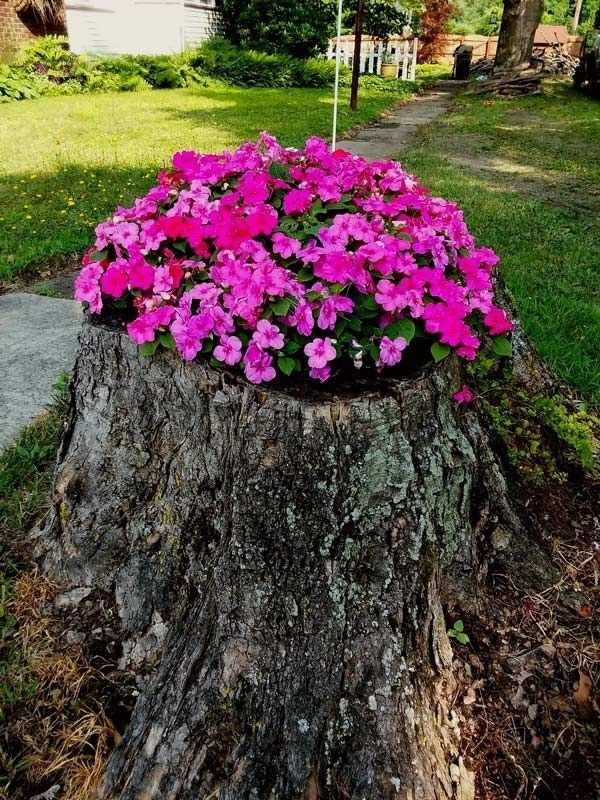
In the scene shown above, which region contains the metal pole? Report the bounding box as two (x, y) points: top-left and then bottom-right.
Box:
(331, 0), (344, 150)
(350, 0), (365, 111)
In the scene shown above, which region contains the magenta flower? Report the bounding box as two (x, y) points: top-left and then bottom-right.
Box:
(76, 134), (510, 386)
(272, 232), (301, 259)
(74, 264), (103, 313)
(253, 319), (284, 350)
(379, 336), (408, 367)
(283, 188), (313, 216)
(100, 264), (128, 298)
(484, 307), (513, 335)
(309, 365), (332, 382)
(244, 342), (276, 383)
(304, 337), (337, 369)
(454, 385), (475, 404)
(214, 334), (243, 366)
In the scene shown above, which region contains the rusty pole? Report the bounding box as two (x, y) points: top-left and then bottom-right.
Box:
(350, 0), (365, 111)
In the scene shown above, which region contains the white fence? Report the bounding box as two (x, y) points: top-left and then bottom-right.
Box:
(326, 36), (418, 81)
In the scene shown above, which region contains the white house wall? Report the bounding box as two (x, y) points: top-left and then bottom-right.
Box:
(65, 0), (223, 55)
(183, 1), (224, 50)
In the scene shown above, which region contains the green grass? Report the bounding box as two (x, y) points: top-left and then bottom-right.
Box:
(401, 81), (600, 403)
(0, 83), (417, 281)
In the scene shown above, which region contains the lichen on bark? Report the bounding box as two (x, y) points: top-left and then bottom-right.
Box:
(36, 318), (526, 799)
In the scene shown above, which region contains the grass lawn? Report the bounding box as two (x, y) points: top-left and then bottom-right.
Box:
(0, 83), (417, 282)
(401, 81), (600, 403)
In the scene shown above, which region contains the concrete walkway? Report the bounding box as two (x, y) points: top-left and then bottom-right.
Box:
(0, 293), (82, 449)
(0, 81), (460, 450)
(338, 80), (460, 160)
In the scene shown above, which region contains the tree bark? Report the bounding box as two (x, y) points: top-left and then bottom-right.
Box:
(36, 318), (524, 800)
(495, 0), (543, 72)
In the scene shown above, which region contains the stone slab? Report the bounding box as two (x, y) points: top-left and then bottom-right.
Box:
(337, 80), (459, 160)
(0, 293), (82, 449)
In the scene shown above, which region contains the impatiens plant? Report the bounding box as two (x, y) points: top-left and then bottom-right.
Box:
(75, 133), (513, 385)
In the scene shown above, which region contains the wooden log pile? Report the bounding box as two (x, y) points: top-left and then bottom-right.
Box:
(470, 71), (542, 97)
(540, 43), (579, 76)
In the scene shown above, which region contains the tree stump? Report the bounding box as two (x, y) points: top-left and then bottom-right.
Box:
(37, 317), (522, 800)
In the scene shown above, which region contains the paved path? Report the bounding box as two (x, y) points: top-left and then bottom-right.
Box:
(0, 293), (82, 449)
(0, 81), (460, 450)
(338, 80), (460, 160)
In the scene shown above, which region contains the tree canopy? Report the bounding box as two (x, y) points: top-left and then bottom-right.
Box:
(219, 0), (336, 58)
(451, 0), (600, 34)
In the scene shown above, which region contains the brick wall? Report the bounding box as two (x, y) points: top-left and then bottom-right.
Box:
(0, 0), (67, 59)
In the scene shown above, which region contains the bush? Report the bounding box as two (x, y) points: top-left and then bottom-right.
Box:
(75, 134), (513, 386)
(220, 0), (335, 58)
(0, 64), (40, 102)
(191, 38), (344, 88)
(16, 35), (77, 82)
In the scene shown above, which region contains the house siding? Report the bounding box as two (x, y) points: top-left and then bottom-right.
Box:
(183, 1), (223, 50)
(64, 0), (222, 55)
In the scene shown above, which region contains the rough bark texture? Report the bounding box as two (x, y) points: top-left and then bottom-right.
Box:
(495, 0), (543, 71)
(37, 319), (522, 800)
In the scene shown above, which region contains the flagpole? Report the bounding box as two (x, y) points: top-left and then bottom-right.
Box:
(331, 0), (343, 150)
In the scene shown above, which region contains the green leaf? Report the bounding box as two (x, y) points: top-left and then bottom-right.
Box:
(90, 248), (108, 262)
(453, 620), (464, 632)
(139, 339), (160, 357)
(277, 356), (297, 376)
(384, 319), (416, 342)
(271, 298), (291, 316)
(171, 238), (188, 253)
(492, 336), (512, 357)
(269, 162), (291, 181)
(159, 331), (175, 350)
(456, 632), (470, 645)
(285, 341), (301, 355)
(431, 342), (451, 363)
(358, 294), (379, 310)
(297, 268), (313, 282)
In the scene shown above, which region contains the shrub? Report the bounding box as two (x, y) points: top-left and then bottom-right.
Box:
(220, 0), (335, 58)
(16, 35), (77, 82)
(191, 37), (344, 88)
(0, 64), (40, 102)
(74, 134), (513, 386)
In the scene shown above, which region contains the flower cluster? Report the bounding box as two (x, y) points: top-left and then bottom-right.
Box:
(75, 133), (512, 384)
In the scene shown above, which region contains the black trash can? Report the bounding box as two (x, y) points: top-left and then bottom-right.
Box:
(452, 44), (473, 80)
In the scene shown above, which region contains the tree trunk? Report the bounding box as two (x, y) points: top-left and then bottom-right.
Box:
(495, 0), (543, 72)
(36, 318), (524, 800)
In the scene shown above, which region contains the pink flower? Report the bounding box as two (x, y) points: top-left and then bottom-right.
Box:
(253, 319), (285, 349)
(292, 300), (315, 336)
(214, 334), (243, 366)
(304, 337), (337, 369)
(379, 335), (408, 366)
(74, 263), (103, 313)
(272, 232), (301, 259)
(484, 307), (513, 335)
(283, 188), (313, 216)
(246, 204), (278, 237)
(309, 365), (331, 382)
(76, 133), (506, 387)
(374, 280), (407, 313)
(454, 385), (475, 404)
(129, 258), (155, 291)
(244, 342), (276, 383)
(100, 264), (128, 298)
(127, 306), (174, 345)
(171, 312), (213, 361)
(317, 296), (354, 330)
